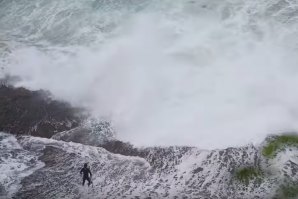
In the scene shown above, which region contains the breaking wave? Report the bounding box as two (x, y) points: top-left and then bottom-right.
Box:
(1, 0), (298, 148)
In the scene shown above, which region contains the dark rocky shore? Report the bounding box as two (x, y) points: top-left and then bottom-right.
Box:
(0, 84), (83, 138)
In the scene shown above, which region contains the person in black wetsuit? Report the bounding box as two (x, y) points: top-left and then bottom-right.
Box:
(80, 163), (92, 186)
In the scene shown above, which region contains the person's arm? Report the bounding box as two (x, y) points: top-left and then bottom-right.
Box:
(88, 168), (92, 176)
(80, 168), (83, 174)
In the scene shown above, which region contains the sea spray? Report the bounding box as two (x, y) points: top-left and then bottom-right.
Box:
(1, 0), (298, 148)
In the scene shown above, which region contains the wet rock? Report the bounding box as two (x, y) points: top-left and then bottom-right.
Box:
(193, 167), (203, 174)
(0, 85), (85, 138)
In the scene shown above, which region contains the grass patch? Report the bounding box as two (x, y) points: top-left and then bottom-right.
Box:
(235, 167), (263, 185)
(262, 134), (298, 159)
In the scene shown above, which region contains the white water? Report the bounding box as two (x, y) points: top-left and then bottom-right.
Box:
(1, 0), (298, 148)
(0, 133), (44, 198)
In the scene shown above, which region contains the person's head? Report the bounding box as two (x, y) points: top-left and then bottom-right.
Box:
(84, 163), (88, 168)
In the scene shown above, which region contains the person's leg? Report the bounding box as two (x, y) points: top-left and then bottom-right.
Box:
(82, 177), (86, 186)
(87, 177), (91, 186)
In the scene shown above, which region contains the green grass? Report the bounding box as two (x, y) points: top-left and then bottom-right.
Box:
(235, 167), (263, 185)
(262, 134), (298, 158)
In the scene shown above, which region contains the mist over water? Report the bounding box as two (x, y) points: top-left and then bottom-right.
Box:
(1, 0), (298, 148)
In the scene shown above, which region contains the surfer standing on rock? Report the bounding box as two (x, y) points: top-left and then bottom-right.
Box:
(80, 163), (92, 186)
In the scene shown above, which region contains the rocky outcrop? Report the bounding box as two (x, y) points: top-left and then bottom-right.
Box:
(0, 85), (85, 138)
(2, 133), (295, 199)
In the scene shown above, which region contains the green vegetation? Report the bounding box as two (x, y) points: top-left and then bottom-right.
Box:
(262, 134), (298, 158)
(235, 167), (263, 185)
(276, 184), (298, 199)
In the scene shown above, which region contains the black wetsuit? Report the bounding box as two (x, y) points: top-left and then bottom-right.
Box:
(80, 167), (92, 186)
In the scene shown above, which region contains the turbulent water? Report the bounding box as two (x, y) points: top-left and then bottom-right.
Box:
(1, 0), (298, 148)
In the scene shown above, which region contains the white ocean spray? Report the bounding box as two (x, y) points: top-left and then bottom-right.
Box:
(1, 0), (298, 148)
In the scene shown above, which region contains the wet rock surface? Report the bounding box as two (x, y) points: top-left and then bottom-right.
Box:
(5, 134), (294, 199)
(0, 85), (84, 138)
